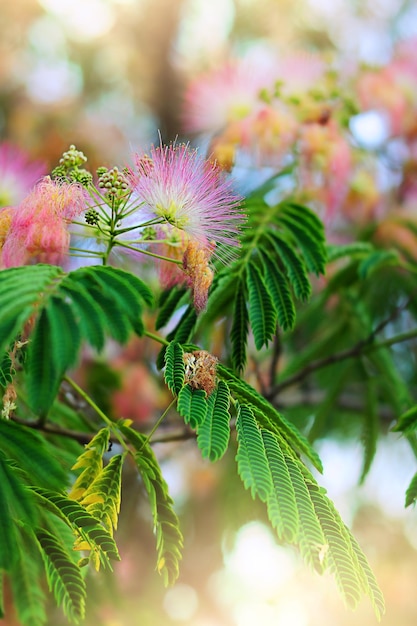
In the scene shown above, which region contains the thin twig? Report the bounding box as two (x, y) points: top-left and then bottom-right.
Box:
(269, 298), (417, 400)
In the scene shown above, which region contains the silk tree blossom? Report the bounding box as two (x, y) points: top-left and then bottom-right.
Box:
(1, 177), (89, 268)
(129, 143), (244, 310)
(0, 143), (46, 208)
(130, 144), (243, 259)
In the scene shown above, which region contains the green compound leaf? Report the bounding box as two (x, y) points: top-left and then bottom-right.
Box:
(164, 341), (185, 396)
(218, 364), (323, 472)
(307, 483), (363, 607)
(197, 381), (231, 462)
(235, 404), (273, 502)
(283, 454), (326, 572)
(156, 287), (187, 330)
(69, 428), (110, 501)
(392, 404), (417, 435)
(246, 261), (277, 350)
(59, 280), (107, 352)
(30, 488), (120, 567)
(267, 232), (311, 301)
(278, 209), (327, 275)
(260, 252), (296, 331)
(0, 265), (64, 356)
(9, 548), (47, 626)
(78, 454), (124, 535)
(0, 351), (13, 387)
(26, 296), (81, 415)
(35, 528), (86, 624)
(405, 471), (417, 507)
(0, 451), (38, 571)
(118, 422), (183, 586)
(0, 420), (67, 491)
(177, 385), (208, 429)
(230, 282), (249, 373)
(261, 430), (298, 543)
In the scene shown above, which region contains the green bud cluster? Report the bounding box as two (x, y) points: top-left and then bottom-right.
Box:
(97, 166), (129, 199)
(85, 208), (100, 226)
(141, 226), (157, 241)
(59, 145), (88, 169)
(51, 145), (92, 188)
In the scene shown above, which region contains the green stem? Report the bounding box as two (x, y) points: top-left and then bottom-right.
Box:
(63, 375), (128, 450)
(115, 241), (183, 264)
(141, 398), (177, 448)
(143, 330), (168, 346)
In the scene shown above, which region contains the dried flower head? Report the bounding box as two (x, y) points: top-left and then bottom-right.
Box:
(182, 240), (214, 312)
(183, 350), (218, 396)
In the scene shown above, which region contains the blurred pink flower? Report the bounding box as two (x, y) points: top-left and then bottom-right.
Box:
(299, 121), (353, 222)
(275, 52), (327, 97)
(356, 38), (417, 138)
(0, 143), (46, 208)
(183, 54), (277, 135)
(1, 177), (89, 268)
(130, 143), (244, 259)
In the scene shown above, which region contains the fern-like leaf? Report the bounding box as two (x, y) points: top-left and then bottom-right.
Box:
(0, 351), (13, 387)
(326, 242), (374, 262)
(118, 422), (183, 585)
(283, 454), (326, 572)
(0, 451), (38, 570)
(392, 405), (417, 434)
(156, 287), (187, 330)
(260, 252), (296, 331)
(230, 283), (249, 372)
(360, 380), (379, 483)
(177, 385), (208, 429)
(347, 528), (386, 620)
(69, 428), (110, 500)
(31, 488), (120, 566)
(59, 280), (107, 351)
(0, 420), (67, 490)
(405, 471), (417, 507)
(278, 207), (326, 275)
(26, 296), (81, 415)
(9, 548), (47, 626)
(197, 381), (231, 461)
(35, 528), (86, 623)
(246, 261), (277, 349)
(267, 232), (311, 301)
(261, 430), (298, 542)
(235, 404), (273, 502)
(0, 265), (64, 355)
(358, 249), (400, 279)
(79, 454), (124, 534)
(166, 306), (197, 345)
(307, 483), (362, 607)
(164, 341), (185, 396)
(218, 364), (323, 472)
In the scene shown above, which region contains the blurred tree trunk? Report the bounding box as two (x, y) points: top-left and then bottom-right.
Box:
(131, 0), (186, 141)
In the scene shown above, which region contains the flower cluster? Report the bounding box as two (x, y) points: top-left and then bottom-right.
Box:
(1, 177), (89, 268)
(183, 41), (417, 233)
(0, 141), (244, 312)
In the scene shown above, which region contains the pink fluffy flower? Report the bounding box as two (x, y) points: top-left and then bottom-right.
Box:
(130, 143), (244, 258)
(0, 143), (46, 208)
(1, 177), (89, 268)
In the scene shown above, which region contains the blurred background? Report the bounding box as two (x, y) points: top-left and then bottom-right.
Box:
(2, 0), (417, 624)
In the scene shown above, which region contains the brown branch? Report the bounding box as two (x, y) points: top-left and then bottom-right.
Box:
(268, 297), (416, 401)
